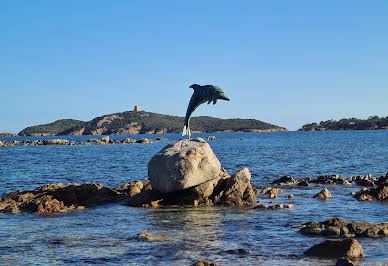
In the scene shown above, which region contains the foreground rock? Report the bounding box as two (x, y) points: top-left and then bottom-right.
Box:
(148, 138), (221, 193)
(125, 168), (258, 208)
(304, 239), (363, 259)
(0, 183), (124, 214)
(298, 217), (388, 237)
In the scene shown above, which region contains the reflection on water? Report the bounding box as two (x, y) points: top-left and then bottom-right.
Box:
(0, 131), (388, 264)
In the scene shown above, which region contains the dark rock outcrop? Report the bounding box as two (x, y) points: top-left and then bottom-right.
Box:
(0, 183), (125, 214)
(354, 175), (388, 201)
(335, 258), (357, 266)
(298, 217), (388, 237)
(272, 173), (383, 187)
(304, 239), (363, 259)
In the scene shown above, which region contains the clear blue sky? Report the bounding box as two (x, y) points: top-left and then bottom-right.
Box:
(1, 0), (387, 132)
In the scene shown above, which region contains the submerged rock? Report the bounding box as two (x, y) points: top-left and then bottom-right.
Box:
(304, 239), (363, 259)
(224, 248), (252, 254)
(148, 138), (221, 193)
(298, 217), (388, 237)
(192, 261), (218, 266)
(0, 183), (124, 214)
(136, 232), (167, 241)
(313, 188), (332, 200)
(335, 258), (357, 266)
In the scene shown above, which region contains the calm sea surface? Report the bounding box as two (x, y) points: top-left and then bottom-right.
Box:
(0, 131), (387, 265)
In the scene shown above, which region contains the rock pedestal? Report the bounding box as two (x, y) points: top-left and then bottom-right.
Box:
(148, 138), (221, 193)
(127, 138), (258, 207)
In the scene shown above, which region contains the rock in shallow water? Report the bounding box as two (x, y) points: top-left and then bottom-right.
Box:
(313, 188), (332, 200)
(354, 176), (388, 201)
(298, 217), (388, 237)
(148, 138), (221, 193)
(0, 183), (124, 214)
(304, 239), (363, 259)
(136, 232), (167, 241)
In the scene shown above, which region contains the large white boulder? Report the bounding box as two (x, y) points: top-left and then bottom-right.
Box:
(148, 138), (221, 193)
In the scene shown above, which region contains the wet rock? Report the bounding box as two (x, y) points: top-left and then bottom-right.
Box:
(136, 138), (151, 144)
(101, 136), (109, 143)
(286, 194), (294, 199)
(136, 232), (167, 241)
(298, 217), (388, 237)
(42, 139), (70, 145)
(269, 204), (284, 209)
(298, 179), (311, 186)
(224, 248), (252, 254)
(272, 175), (299, 185)
(347, 174), (378, 186)
(220, 168), (258, 207)
(207, 136), (216, 140)
(317, 174), (346, 184)
(272, 173), (380, 186)
(255, 204), (267, 209)
(122, 138), (136, 144)
(354, 181), (388, 202)
(304, 239), (363, 259)
(0, 183), (124, 214)
(115, 181), (145, 196)
(313, 188), (332, 200)
(335, 258), (356, 266)
(260, 187), (283, 197)
(155, 137), (168, 141)
(88, 139), (99, 143)
(148, 138), (221, 193)
(95, 140), (106, 145)
(192, 261), (218, 266)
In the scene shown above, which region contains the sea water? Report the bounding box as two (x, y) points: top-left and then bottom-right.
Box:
(0, 131), (387, 265)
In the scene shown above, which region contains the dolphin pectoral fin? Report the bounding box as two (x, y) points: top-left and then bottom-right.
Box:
(213, 99), (217, 105)
(207, 99), (212, 104)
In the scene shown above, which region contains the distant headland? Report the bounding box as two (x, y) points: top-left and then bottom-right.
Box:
(11, 107), (287, 136)
(299, 116), (388, 131)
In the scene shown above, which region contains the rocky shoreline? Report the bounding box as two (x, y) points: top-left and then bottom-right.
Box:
(1, 137), (387, 263)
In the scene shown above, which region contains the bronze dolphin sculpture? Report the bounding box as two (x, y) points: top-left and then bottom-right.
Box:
(182, 84), (230, 139)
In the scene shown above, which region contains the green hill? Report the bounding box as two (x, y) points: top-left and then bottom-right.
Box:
(18, 110), (287, 136)
(19, 119), (86, 136)
(298, 116), (388, 131)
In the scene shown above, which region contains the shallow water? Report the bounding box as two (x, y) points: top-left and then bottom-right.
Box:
(0, 131), (387, 265)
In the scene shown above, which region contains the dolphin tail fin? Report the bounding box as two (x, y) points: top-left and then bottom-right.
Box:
(182, 125), (191, 139)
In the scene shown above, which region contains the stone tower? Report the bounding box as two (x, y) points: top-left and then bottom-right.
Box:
(134, 105), (140, 112)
